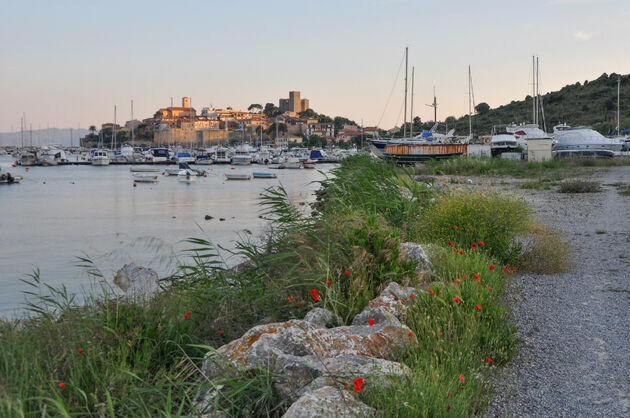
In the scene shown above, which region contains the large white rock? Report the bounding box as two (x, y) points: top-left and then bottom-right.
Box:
(282, 386), (374, 418)
(113, 263), (159, 299)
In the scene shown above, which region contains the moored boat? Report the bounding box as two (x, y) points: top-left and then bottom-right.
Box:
(130, 166), (160, 173)
(374, 143), (467, 164)
(0, 172), (22, 184)
(91, 150), (110, 166)
(225, 173), (252, 180)
(132, 173), (159, 183)
(252, 172), (277, 179)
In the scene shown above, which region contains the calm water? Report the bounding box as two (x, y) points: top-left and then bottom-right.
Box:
(0, 156), (332, 316)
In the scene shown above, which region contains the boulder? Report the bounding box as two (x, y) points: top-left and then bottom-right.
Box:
(352, 282), (420, 326)
(282, 386), (373, 418)
(399, 242), (432, 280)
(304, 308), (336, 328)
(113, 263), (159, 299)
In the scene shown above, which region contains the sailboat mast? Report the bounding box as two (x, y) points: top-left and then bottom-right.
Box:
(532, 56), (536, 125)
(190, 97), (193, 149)
(410, 66), (415, 138)
(20, 116), (24, 148)
(131, 99), (134, 149)
(403, 47), (408, 138)
(113, 105), (117, 151)
(617, 75), (621, 134)
(169, 97), (173, 148)
(468, 66), (472, 138)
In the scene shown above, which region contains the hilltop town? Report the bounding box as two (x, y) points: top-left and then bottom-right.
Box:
(83, 91), (379, 149)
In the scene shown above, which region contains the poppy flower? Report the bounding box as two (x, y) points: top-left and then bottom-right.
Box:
(448, 240), (454, 247)
(476, 279), (481, 285)
(475, 304), (481, 311)
(326, 280), (331, 285)
(184, 311), (191, 320)
(471, 243), (476, 250)
(288, 296), (293, 303)
(492, 293), (496, 297)
(487, 285), (492, 290)
(486, 356), (493, 363)
(368, 318), (375, 326)
(353, 377), (364, 392)
(474, 273), (480, 280)
(77, 348), (83, 354)
(462, 274), (467, 279)
(310, 288), (320, 301)
(452, 297), (461, 304)
(344, 270), (350, 276)
(454, 279), (461, 285)
(409, 293), (415, 299)
(439, 331), (443, 336)
(408, 331), (414, 337)
(411, 213), (415, 218)
(489, 265), (495, 271)
(459, 250), (463, 255)
(512, 269), (517, 273)
(469, 230), (473, 235)
(454, 225), (458, 230)
(401, 225), (406, 230)
(90, 334), (95, 339)
(429, 289), (435, 296)
(447, 405), (451, 412)
(478, 240), (484, 246)
(297, 301), (303, 306)
(218, 330), (224, 335)
(492, 260), (497, 265)
(503, 268), (510, 273)
(459, 374), (465, 383)
(59, 382), (65, 389)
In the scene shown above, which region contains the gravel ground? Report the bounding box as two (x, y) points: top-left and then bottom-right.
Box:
(485, 166), (630, 417)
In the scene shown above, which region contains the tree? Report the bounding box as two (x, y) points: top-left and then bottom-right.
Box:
(248, 104), (263, 113)
(333, 116), (357, 133)
(298, 108), (316, 118)
(475, 102), (490, 114)
(263, 103), (280, 118)
(317, 114), (333, 123)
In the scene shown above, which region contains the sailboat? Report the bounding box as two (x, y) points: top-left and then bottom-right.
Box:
(370, 48), (466, 162)
(92, 110), (112, 166)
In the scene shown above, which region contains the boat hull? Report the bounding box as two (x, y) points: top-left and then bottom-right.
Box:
(381, 144), (467, 163)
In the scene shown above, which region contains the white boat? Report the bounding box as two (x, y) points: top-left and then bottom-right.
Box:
(18, 151), (39, 166)
(225, 173), (251, 180)
(178, 172), (196, 183)
(213, 147), (231, 164)
(553, 124), (624, 155)
(133, 173), (159, 183)
(303, 161), (316, 169)
(130, 166), (160, 173)
(39, 148), (68, 166)
(166, 163), (202, 176)
(91, 149), (110, 166)
(231, 146), (253, 165)
(490, 124), (551, 157)
(279, 157), (302, 169)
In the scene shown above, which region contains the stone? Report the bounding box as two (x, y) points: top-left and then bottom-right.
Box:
(351, 305), (401, 327)
(113, 263), (159, 299)
(351, 282), (420, 326)
(304, 308), (336, 328)
(399, 242), (432, 280)
(282, 386), (374, 418)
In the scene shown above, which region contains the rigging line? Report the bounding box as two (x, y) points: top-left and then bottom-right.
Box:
(377, 50), (406, 129)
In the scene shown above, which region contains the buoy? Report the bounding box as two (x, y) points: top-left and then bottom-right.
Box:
(25, 167), (29, 172)
(12, 164), (16, 167)
(162, 172), (165, 175)
(133, 183), (137, 187)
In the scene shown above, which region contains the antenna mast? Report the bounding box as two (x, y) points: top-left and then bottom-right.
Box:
(403, 47), (408, 138)
(426, 86), (438, 125)
(468, 66), (472, 138)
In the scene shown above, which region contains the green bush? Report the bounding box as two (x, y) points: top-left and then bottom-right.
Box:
(417, 190), (530, 263)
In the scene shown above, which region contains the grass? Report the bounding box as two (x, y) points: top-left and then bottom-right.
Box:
(422, 155), (630, 178)
(557, 179), (602, 193)
(0, 155), (567, 417)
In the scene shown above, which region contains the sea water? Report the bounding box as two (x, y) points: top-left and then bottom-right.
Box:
(0, 156), (332, 316)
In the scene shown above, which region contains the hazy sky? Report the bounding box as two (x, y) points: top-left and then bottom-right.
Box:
(1, 0), (628, 133)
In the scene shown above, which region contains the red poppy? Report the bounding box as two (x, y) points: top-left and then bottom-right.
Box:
(344, 270), (350, 276)
(459, 250), (463, 255)
(368, 318), (375, 326)
(478, 240), (484, 246)
(429, 289), (435, 296)
(439, 331), (443, 336)
(187, 327), (191, 331)
(59, 382), (65, 389)
(401, 225), (406, 230)
(486, 356), (493, 363)
(493, 260), (497, 265)
(77, 348), (83, 354)
(492, 293), (496, 297)
(462, 274), (467, 279)
(469, 230), (473, 235)
(288, 296), (293, 303)
(459, 374), (465, 383)
(184, 311), (191, 320)
(487, 285), (492, 290)
(454, 225), (458, 230)
(452, 297), (461, 304)
(447, 405), (451, 412)
(411, 213), (415, 218)
(512, 269), (517, 273)
(326, 280), (331, 285)
(475, 304), (481, 311)
(474, 273), (480, 280)
(489, 265), (495, 271)
(408, 331), (414, 337)
(471, 243), (476, 250)
(89, 334), (95, 339)
(353, 377), (364, 392)
(503, 268), (510, 273)
(476, 279), (481, 285)
(310, 288), (320, 301)
(409, 293), (415, 299)
(448, 240), (454, 247)
(218, 330), (224, 335)
(454, 279), (461, 285)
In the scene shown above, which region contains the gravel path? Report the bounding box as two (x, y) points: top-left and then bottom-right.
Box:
(487, 166), (630, 417)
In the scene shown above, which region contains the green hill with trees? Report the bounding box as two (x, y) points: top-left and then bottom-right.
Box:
(445, 72), (630, 136)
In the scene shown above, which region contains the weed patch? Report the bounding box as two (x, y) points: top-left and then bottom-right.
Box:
(558, 179), (601, 193)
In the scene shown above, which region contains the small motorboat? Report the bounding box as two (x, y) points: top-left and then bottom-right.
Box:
(133, 173), (159, 183)
(130, 166), (160, 173)
(303, 161), (316, 169)
(225, 173), (252, 180)
(0, 172), (22, 184)
(252, 172), (277, 179)
(166, 162), (203, 176)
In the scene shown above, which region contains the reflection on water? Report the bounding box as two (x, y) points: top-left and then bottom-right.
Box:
(0, 156), (332, 315)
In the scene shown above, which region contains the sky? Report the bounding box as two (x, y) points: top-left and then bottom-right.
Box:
(0, 0), (628, 134)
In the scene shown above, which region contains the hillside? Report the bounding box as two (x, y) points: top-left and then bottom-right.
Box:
(448, 72), (630, 136)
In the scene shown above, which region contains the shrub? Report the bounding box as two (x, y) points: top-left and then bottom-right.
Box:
(417, 190), (530, 263)
(557, 179), (601, 193)
(516, 224), (571, 274)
